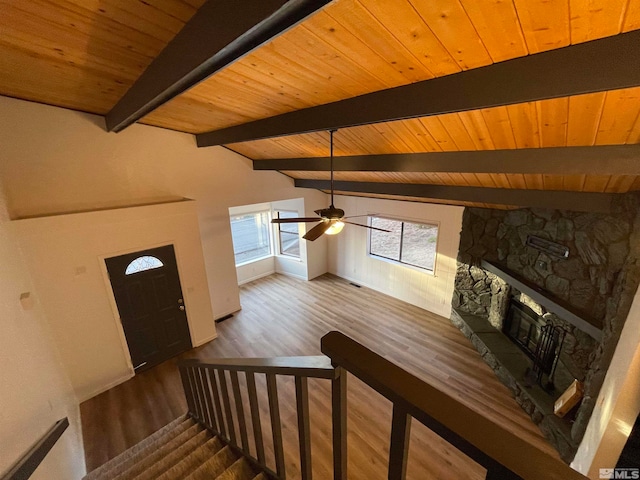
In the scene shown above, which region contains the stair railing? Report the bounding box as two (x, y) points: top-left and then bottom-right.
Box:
(0, 418), (69, 480)
(321, 331), (588, 480)
(178, 355), (344, 480)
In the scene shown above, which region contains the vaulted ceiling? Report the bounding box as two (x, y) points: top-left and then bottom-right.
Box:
(1, 0), (639, 211)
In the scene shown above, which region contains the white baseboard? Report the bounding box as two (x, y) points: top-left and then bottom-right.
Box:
(331, 271), (377, 292)
(237, 270), (275, 286)
(276, 270), (307, 281)
(213, 305), (241, 321)
(331, 271), (451, 318)
(78, 372), (134, 403)
(194, 332), (218, 347)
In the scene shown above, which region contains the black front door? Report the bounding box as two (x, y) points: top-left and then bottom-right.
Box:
(105, 245), (192, 373)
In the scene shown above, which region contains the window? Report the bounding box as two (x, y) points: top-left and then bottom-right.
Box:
(275, 211), (301, 258)
(369, 217), (438, 272)
(230, 211), (272, 265)
(125, 256), (164, 275)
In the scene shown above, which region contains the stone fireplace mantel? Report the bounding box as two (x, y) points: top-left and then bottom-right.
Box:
(481, 260), (603, 341)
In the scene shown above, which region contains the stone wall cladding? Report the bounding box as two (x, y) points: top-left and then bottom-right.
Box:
(453, 193), (640, 461)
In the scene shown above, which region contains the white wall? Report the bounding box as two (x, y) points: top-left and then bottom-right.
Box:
(328, 195), (463, 318)
(0, 95), (328, 400)
(0, 187), (85, 479)
(13, 201), (218, 402)
(572, 288), (640, 478)
(0, 96), (328, 322)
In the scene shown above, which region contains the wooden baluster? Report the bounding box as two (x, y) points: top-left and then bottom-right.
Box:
(192, 367), (207, 425)
(209, 368), (228, 438)
(199, 367), (216, 430)
(388, 405), (411, 480)
(267, 373), (286, 479)
(188, 367), (203, 421)
(246, 371), (266, 464)
(230, 370), (250, 451)
(179, 366), (196, 416)
(295, 376), (312, 480)
(203, 369), (219, 433)
(218, 369), (237, 445)
(332, 367), (347, 480)
(195, 367), (209, 425)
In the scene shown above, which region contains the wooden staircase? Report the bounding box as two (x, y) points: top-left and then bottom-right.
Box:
(81, 331), (589, 480)
(83, 415), (267, 480)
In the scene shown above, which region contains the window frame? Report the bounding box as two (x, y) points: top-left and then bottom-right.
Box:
(367, 215), (439, 274)
(124, 255), (164, 275)
(229, 209), (273, 267)
(274, 210), (301, 259)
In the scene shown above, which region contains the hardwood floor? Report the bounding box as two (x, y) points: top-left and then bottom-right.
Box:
(81, 273), (558, 479)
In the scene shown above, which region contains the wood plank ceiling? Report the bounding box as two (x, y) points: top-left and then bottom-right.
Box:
(1, 0), (639, 209)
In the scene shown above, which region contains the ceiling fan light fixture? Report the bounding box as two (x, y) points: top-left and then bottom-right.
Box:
(325, 220), (345, 235)
(269, 130), (389, 241)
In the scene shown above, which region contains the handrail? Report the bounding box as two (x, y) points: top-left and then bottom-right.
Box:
(0, 418), (69, 480)
(178, 355), (342, 480)
(321, 331), (587, 480)
(179, 356), (335, 378)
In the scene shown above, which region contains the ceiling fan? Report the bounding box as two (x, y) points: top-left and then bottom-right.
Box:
(271, 129), (390, 241)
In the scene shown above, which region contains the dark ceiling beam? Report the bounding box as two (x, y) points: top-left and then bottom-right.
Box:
(197, 30), (640, 146)
(106, 0), (332, 133)
(294, 180), (618, 213)
(253, 145), (640, 174)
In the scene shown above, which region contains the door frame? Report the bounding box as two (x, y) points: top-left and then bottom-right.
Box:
(99, 241), (195, 374)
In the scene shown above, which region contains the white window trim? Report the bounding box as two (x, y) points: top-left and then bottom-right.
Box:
(229, 201), (308, 268)
(274, 210), (302, 260)
(367, 215), (440, 275)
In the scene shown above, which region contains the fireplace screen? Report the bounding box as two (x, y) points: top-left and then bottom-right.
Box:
(504, 299), (543, 360)
(503, 298), (565, 389)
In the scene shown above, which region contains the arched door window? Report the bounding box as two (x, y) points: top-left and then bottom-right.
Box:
(125, 256), (164, 275)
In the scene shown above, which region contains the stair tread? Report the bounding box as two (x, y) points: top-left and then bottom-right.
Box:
(83, 415), (191, 479)
(153, 437), (225, 480)
(184, 446), (241, 480)
(215, 458), (260, 480)
(85, 416), (267, 480)
(91, 422), (203, 479)
(119, 428), (215, 480)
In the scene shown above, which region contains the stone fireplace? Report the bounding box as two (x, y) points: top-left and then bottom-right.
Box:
(451, 193), (640, 462)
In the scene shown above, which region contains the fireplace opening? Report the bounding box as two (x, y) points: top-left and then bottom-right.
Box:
(503, 298), (565, 392)
(504, 299), (543, 359)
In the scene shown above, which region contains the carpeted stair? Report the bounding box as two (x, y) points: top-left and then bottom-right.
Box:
(84, 415), (267, 480)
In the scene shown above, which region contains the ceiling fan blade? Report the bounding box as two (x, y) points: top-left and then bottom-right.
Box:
(342, 213), (379, 220)
(344, 221), (391, 233)
(271, 217), (321, 223)
(303, 221), (331, 241)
